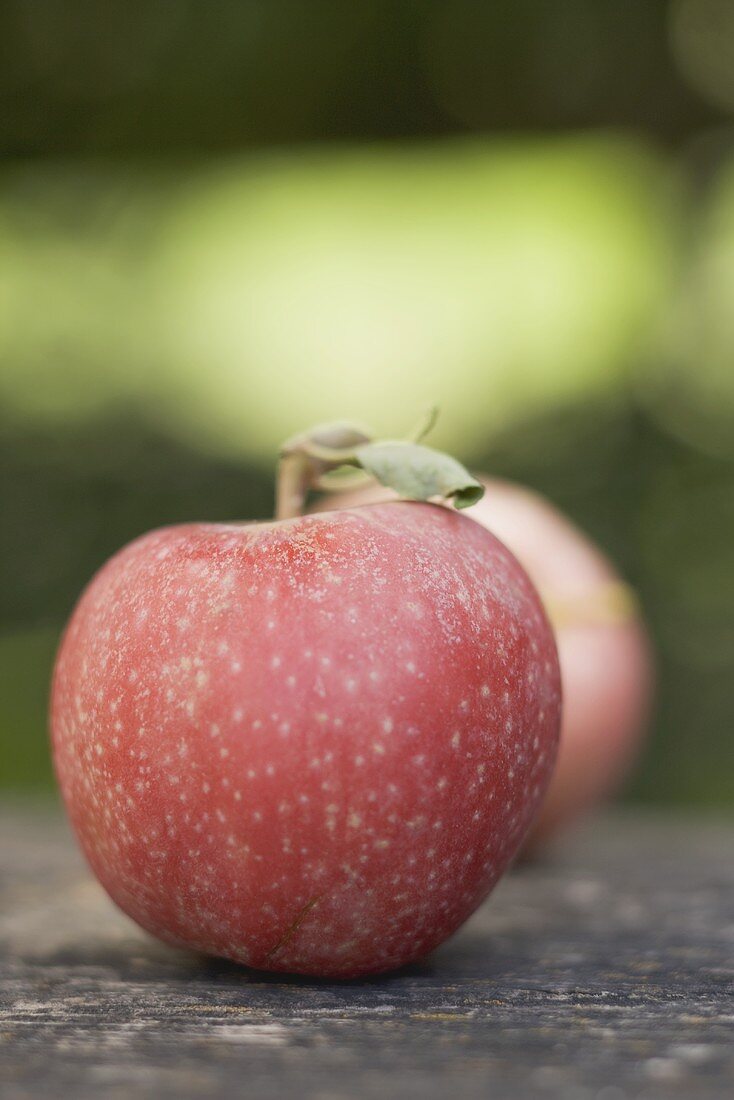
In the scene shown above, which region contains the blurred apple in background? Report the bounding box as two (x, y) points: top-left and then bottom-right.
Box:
(315, 478), (653, 848)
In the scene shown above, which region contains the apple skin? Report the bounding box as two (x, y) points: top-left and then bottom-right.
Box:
(316, 481), (653, 849)
(51, 502), (560, 978)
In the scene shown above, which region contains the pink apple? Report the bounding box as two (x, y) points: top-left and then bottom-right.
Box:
(51, 502), (560, 977)
(316, 479), (653, 848)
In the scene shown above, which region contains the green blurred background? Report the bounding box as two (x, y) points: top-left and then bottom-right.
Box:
(2, 1), (734, 809)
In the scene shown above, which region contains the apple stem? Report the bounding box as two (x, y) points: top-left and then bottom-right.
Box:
(275, 453), (311, 521)
(274, 412), (484, 519)
(275, 421), (373, 520)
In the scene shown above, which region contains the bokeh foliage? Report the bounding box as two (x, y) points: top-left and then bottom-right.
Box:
(2, 1), (734, 808)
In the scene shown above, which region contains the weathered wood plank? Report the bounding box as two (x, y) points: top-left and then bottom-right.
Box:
(1, 803), (732, 1099)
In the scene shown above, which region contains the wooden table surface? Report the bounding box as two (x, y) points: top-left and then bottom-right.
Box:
(1, 803), (732, 1099)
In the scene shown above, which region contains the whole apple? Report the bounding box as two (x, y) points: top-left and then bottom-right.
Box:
(51, 501), (561, 977)
(316, 478), (652, 848)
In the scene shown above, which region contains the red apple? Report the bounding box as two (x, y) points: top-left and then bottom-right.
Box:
(51, 502), (560, 977)
(316, 479), (653, 848)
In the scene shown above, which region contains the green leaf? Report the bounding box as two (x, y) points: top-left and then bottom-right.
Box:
(354, 442), (484, 509)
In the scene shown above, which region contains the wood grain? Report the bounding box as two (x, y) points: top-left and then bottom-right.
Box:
(1, 803), (732, 1099)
